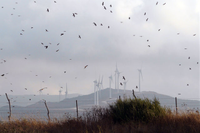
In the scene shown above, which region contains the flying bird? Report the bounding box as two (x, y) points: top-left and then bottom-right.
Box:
(158, 29), (161, 31)
(84, 65), (88, 69)
(156, 2), (158, 5)
(44, 46), (48, 49)
(93, 22), (97, 26)
(102, 2), (104, 6)
(128, 17), (130, 19)
(146, 18), (149, 21)
(56, 49), (59, 52)
(120, 82), (123, 86)
(188, 57), (190, 59)
(79, 35), (81, 39)
(60, 33), (64, 36)
(193, 34), (196, 36)
(163, 3), (166, 5)
(47, 8), (49, 12)
(144, 12), (146, 15)
(123, 76), (125, 80)
(1, 74), (4, 76)
(110, 5), (112, 7)
(104, 6), (106, 10)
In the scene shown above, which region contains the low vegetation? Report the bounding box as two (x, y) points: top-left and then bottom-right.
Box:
(0, 95), (200, 133)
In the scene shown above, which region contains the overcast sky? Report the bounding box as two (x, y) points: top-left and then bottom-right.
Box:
(0, 0), (199, 100)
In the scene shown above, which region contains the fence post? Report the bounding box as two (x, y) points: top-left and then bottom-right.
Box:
(43, 100), (50, 122)
(76, 100), (78, 119)
(5, 93), (11, 121)
(175, 97), (178, 115)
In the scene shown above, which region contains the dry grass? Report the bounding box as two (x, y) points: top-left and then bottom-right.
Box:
(1, 100), (200, 133)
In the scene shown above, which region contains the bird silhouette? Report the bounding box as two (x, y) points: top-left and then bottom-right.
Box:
(144, 12), (146, 15)
(123, 76), (125, 80)
(93, 22), (97, 26)
(120, 82), (123, 86)
(47, 8), (49, 12)
(60, 33), (64, 36)
(156, 2), (158, 5)
(84, 65), (88, 69)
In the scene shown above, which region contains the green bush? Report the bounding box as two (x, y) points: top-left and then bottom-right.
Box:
(109, 97), (167, 123)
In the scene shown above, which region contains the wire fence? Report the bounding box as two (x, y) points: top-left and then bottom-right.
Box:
(1, 94), (200, 121)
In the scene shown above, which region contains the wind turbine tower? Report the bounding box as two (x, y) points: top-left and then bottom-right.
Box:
(65, 83), (68, 99)
(93, 80), (97, 105)
(109, 75), (113, 99)
(123, 80), (128, 93)
(138, 69), (143, 93)
(115, 64), (121, 93)
(59, 89), (62, 102)
(98, 76), (104, 100)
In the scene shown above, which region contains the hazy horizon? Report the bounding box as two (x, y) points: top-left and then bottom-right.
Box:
(0, 0), (199, 100)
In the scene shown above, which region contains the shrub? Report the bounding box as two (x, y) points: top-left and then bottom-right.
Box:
(108, 97), (167, 123)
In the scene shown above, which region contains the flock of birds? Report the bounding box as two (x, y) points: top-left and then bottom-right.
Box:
(0, 0), (198, 104)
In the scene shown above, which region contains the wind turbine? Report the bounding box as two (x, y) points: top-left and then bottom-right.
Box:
(65, 83), (68, 99)
(96, 81), (100, 106)
(123, 80), (128, 93)
(109, 75), (113, 99)
(93, 80), (97, 105)
(59, 89), (62, 102)
(115, 64), (121, 93)
(98, 76), (104, 100)
(138, 69), (143, 92)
